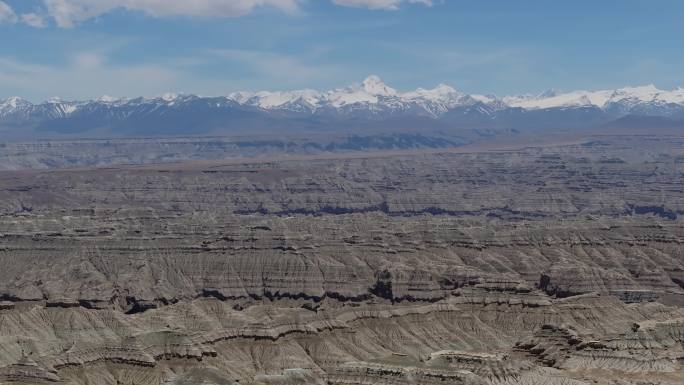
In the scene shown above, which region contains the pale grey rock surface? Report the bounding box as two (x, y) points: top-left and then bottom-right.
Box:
(0, 135), (683, 384)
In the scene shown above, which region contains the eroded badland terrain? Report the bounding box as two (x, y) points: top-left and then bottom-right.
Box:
(1, 135), (684, 385)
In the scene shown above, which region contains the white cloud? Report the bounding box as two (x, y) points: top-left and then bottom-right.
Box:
(21, 13), (46, 28)
(0, 53), (180, 101)
(42, 0), (302, 27)
(22, 0), (437, 28)
(209, 48), (342, 87)
(332, 0), (432, 10)
(0, 48), (343, 100)
(0, 1), (17, 24)
(72, 52), (104, 69)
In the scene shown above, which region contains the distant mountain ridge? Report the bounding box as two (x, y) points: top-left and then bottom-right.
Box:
(2, 76), (683, 138)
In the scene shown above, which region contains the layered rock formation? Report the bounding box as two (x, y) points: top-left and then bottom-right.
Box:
(0, 135), (683, 384)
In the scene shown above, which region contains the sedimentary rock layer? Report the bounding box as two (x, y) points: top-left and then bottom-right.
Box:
(0, 135), (683, 384)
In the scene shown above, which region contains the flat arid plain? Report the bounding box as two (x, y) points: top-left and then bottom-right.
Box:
(0, 133), (683, 385)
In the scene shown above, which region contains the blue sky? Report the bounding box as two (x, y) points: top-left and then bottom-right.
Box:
(1, 0), (683, 101)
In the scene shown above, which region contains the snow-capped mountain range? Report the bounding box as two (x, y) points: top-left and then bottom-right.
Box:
(221, 75), (498, 116)
(2, 76), (683, 138)
(222, 76), (684, 115)
(503, 84), (684, 111)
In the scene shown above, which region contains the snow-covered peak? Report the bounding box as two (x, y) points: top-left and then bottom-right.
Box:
(323, 76), (399, 108)
(604, 84), (684, 108)
(1, 96), (31, 109)
(620, 84), (659, 93)
(470, 94), (498, 104)
(501, 94), (532, 104)
(97, 95), (120, 103)
(538, 89), (559, 98)
(505, 84), (684, 110)
(227, 89), (323, 110)
(35, 97), (80, 116)
(403, 84), (460, 102)
(664, 88), (684, 104)
(506, 89), (614, 110)
(3, 78), (683, 122)
(161, 93), (180, 102)
(256, 90), (321, 109)
(0, 97), (32, 117)
(326, 87), (378, 107)
(362, 75), (397, 96)
(610, 84), (660, 101)
(227, 91), (255, 105)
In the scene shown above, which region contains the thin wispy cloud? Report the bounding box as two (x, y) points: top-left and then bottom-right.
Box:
(0, 1), (17, 24)
(0, 45), (344, 100)
(0, 53), (180, 100)
(1, 1), (682, 98)
(209, 48), (343, 89)
(42, 0), (303, 28)
(1, 1), (49, 27)
(2, 0), (436, 28)
(332, 0), (433, 10)
(21, 12), (46, 27)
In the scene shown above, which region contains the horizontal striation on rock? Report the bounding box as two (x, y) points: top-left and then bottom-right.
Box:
(1, 137), (684, 384)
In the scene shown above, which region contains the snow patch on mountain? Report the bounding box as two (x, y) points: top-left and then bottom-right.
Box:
(403, 84), (460, 103)
(161, 93), (180, 102)
(0, 97), (31, 116)
(2, 77), (684, 122)
(98, 95), (121, 103)
(229, 89), (324, 110)
(504, 90), (614, 109)
(362, 75), (397, 96)
(505, 84), (684, 110)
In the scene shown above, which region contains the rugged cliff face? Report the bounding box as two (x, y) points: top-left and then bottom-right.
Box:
(0, 136), (683, 385)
